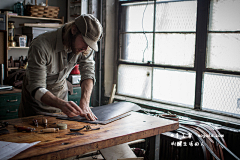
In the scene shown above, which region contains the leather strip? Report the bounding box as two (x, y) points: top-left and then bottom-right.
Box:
(180, 125), (221, 160)
(176, 128), (207, 160)
(187, 125), (216, 160)
(180, 122), (240, 160)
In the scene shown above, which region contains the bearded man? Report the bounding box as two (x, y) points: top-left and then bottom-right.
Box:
(19, 14), (102, 121)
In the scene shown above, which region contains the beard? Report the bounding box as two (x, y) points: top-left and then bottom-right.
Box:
(70, 33), (82, 55)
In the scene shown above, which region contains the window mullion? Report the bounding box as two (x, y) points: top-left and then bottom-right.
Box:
(151, 0), (157, 100)
(194, 0), (210, 110)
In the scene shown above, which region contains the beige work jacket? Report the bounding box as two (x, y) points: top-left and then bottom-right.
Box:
(19, 27), (95, 117)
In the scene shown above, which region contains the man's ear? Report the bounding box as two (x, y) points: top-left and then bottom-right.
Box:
(71, 24), (78, 35)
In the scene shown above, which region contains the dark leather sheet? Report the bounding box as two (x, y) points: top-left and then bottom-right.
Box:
(52, 102), (141, 124)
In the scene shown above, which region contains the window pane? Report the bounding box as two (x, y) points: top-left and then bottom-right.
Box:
(120, 33), (153, 63)
(153, 68), (196, 107)
(121, 3), (154, 32)
(154, 33), (195, 67)
(209, 0), (240, 31)
(207, 33), (240, 72)
(117, 64), (152, 99)
(202, 73), (240, 117)
(155, 1), (197, 32)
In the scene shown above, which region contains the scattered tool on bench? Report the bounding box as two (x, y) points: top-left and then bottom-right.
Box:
(66, 132), (84, 135)
(32, 119), (38, 127)
(42, 118), (47, 128)
(0, 121), (10, 135)
(41, 128), (59, 133)
(70, 125), (100, 132)
(57, 123), (67, 130)
(0, 129), (9, 135)
(14, 125), (35, 132)
(0, 121), (9, 128)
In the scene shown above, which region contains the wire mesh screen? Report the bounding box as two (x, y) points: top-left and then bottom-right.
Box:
(121, 3), (154, 32)
(153, 68), (196, 108)
(120, 33), (153, 63)
(154, 33), (195, 67)
(209, 0), (240, 31)
(202, 73), (240, 117)
(117, 64), (152, 99)
(155, 1), (197, 32)
(207, 33), (240, 72)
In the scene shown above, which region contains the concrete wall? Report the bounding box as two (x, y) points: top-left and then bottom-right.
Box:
(104, 0), (116, 96)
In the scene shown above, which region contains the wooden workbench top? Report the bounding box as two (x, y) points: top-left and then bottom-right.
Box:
(0, 112), (179, 160)
(0, 88), (22, 94)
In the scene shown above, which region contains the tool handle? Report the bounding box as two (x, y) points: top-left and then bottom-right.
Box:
(14, 125), (34, 132)
(41, 128), (59, 133)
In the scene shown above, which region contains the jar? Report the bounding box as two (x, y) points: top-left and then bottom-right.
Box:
(8, 21), (15, 41)
(8, 21), (16, 47)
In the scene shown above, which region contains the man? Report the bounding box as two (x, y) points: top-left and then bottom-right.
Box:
(18, 14), (102, 121)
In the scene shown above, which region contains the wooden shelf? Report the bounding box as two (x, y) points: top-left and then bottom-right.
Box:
(8, 67), (19, 71)
(70, 1), (82, 4)
(19, 23), (63, 28)
(8, 15), (64, 24)
(8, 47), (29, 50)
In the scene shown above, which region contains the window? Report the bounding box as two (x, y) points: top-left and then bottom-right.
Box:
(117, 0), (240, 117)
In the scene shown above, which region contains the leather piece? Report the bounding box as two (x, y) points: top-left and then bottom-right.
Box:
(56, 102), (141, 124)
(180, 121), (240, 160)
(180, 125), (221, 160)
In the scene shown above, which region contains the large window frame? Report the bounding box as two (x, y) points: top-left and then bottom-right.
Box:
(115, 0), (240, 117)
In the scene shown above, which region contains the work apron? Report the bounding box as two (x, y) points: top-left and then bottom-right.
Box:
(18, 53), (79, 117)
(18, 77), (68, 117)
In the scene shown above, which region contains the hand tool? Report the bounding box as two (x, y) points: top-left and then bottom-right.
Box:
(42, 118), (47, 128)
(41, 128), (59, 133)
(0, 129), (9, 135)
(70, 125), (100, 132)
(14, 125), (35, 132)
(32, 119), (38, 127)
(66, 132), (84, 135)
(0, 121), (9, 128)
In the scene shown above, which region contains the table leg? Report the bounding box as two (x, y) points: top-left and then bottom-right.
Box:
(147, 134), (160, 160)
(155, 134), (160, 160)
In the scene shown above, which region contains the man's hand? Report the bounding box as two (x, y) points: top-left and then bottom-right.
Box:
(79, 79), (97, 121)
(79, 100), (97, 121)
(40, 79), (97, 120)
(59, 101), (82, 117)
(59, 101), (97, 120)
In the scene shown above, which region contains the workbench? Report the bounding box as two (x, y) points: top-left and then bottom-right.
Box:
(0, 111), (179, 160)
(0, 85), (82, 120)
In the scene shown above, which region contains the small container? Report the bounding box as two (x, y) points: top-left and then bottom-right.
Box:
(70, 64), (80, 75)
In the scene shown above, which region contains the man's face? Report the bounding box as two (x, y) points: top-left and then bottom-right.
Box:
(72, 34), (89, 54)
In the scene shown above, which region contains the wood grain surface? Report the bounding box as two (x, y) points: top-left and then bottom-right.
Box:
(0, 112), (179, 160)
(0, 88), (21, 94)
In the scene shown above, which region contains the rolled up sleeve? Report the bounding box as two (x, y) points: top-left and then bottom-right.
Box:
(26, 45), (47, 95)
(79, 50), (96, 85)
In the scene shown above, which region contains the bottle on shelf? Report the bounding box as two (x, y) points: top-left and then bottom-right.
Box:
(14, 1), (24, 16)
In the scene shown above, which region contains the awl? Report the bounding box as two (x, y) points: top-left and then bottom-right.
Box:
(14, 125), (35, 132)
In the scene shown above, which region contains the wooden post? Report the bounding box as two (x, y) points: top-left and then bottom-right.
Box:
(108, 84), (116, 104)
